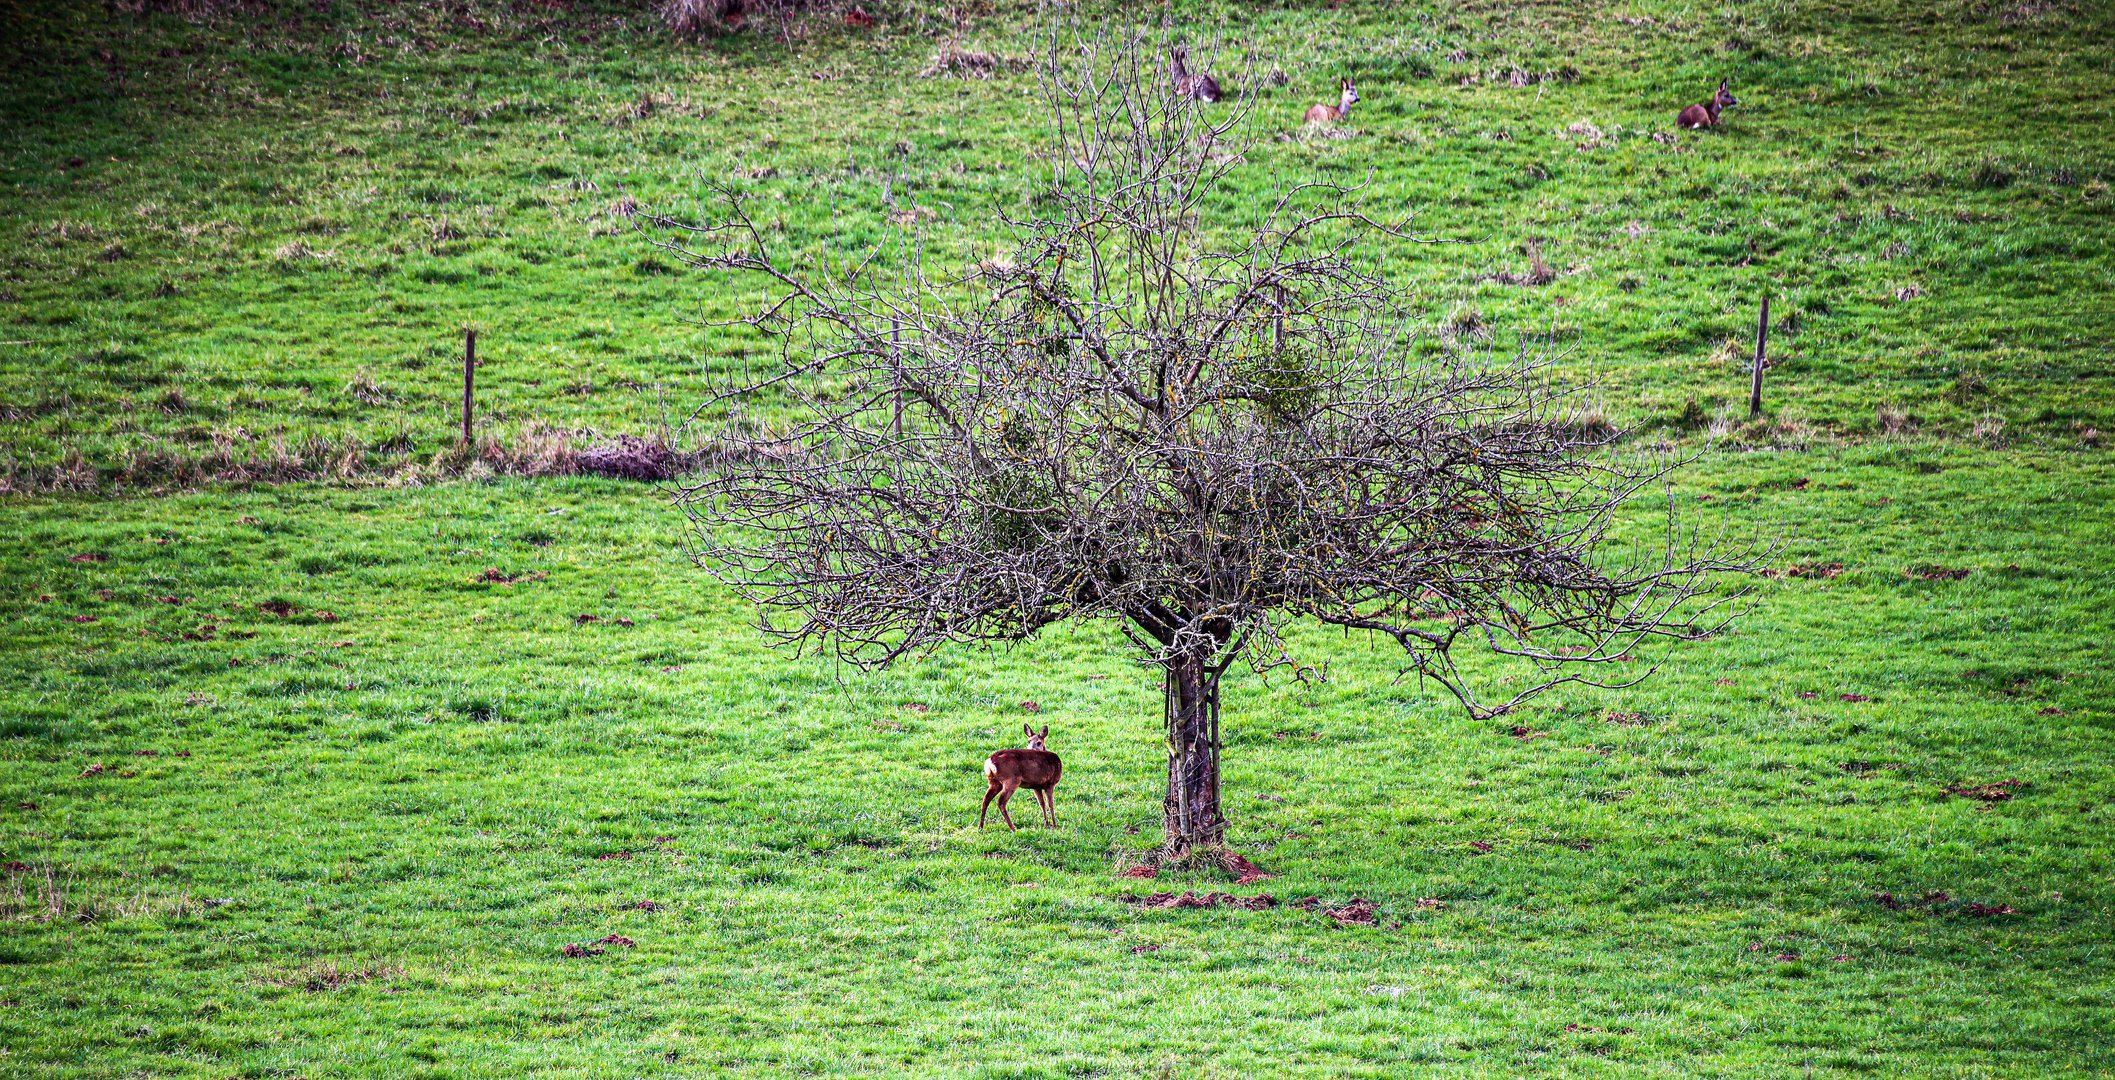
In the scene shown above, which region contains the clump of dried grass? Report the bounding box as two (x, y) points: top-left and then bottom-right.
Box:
(657, 0), (850, 37)
(111, 0), (232, 16)
(273, 239), (331, 262)
(1, 424), (716, 495)
(1875, 402), (1913, 436)
(658, 0), (754, 36)
(1560, 402), (1615, 441)
(345, 369), (394, 405)
(1483, 241), (1556, 286)
(2, 858), (198, 924)
(1706, 406), (1741, 441)
(1441, 304), (1491, 343)
(256, 960), (404, 993)
(575, 434), (679, 481)
(920, 44), (1020, 79)
(1971, 410), (2010, 447)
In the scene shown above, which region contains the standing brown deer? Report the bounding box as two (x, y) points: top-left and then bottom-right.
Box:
(979, 724), (1062, 830)
(1304, 79), (1359, 125)
(1678, 79), (1739, 130)
(1168, 46), (1223, 103)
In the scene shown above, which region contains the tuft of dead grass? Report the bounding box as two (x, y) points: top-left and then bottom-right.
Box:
(112, 0), (233, 15)
(658, 0), (753, 36)
(255, 960), (404, 993)
(919, 44), (1018, 79)
(3, 858), (200, 924)
(1875, 402), (1913, 436)
(0, 424), (742, 495)
(1482, 242), (1556, 286)
(1943, 779), (2024, 802)
(575, 434), (680, 481)
(1441, 305), (1490, 343)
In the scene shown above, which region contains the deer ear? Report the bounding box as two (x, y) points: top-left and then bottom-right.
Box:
(1024, 723), (1034, 738)
(1040, 725), (1049, 740)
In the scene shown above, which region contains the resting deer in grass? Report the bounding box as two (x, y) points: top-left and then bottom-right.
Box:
(979, 724), (1062, 830)
(1678, 79), (1739, 130)
(1168, 46), (1223, 103)
(1305, 78), (1359, 125)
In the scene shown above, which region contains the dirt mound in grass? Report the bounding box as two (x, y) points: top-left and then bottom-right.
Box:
(1295, 896), (1381, 926)
(1120, 890), (1277, 912)
(574, 436), (677, 481)
(1944, 779), (2025, 802)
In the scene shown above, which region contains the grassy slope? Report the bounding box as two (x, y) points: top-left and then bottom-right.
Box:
(1, 0), (2111, 486)
(1, 0), (2113, 1075)
(0, 452), (2110, 1077)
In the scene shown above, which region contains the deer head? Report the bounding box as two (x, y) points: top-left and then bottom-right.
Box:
(1715, 79), (1739, 110)
(1023, 723), (1049, 750)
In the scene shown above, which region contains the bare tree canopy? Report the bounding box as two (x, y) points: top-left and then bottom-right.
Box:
(649, 22), (1762, 859)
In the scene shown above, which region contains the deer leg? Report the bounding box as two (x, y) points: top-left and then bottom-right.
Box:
(1042, 787), (1057, 827)
(996, 782), (1019, 831)
(979, 780), (1001, 829)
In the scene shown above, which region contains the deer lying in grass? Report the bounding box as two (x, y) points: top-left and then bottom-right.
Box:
(1678, 79), (1739, 130)
(1305, 79), (1359, 125)
(1168, 46), (1223, 103)
(980, 724), (1062, 830)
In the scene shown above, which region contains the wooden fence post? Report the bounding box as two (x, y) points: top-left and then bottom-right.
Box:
(461, 328), (476, 447)
(1748, 295), (1769, 420)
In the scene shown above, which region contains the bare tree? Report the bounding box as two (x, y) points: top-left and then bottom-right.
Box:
(648, 23), (1760, 862)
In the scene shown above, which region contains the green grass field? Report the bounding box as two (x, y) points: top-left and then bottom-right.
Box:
(2, 0), (2113, 1076)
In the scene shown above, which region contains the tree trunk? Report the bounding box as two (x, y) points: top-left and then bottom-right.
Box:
(1162, 651), (1225, 853)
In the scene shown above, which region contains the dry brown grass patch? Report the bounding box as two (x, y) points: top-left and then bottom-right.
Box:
(256, 960), (404, 993)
